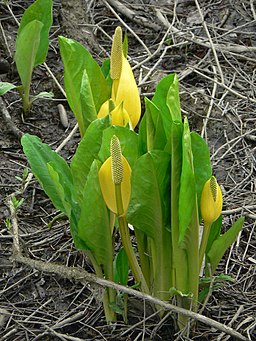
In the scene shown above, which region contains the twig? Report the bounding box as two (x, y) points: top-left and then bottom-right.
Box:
(211, 128), (256, 161)
(194, 0), (224, 84)
(8, 197), (249, 341)
(103, 0), (161, 32)
(43, 62), (66, 97)
(201, 65), (218, 139)
(12, 253), (249, 341)
(0, 97), (23, 139)
(55, 123), (79, 153)
(8, 184), (249, 340)
(190, 67), (256, 104)
(103, 0), (152, 55)
(217, 305), (244, 341)
(104, 0), (255, 62)
(0, 21), (12, 58)
(133, 26), (173, 70)
(250, 0), (256, 21)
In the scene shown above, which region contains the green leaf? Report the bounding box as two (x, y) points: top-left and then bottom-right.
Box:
(98, 125), (139, 168)
(70, 116), (110, 205)
(206, 215), (222, 255)
(21, 134), (74, 216)
(122, 32), (128, 58)
(191, 132), (212, 210)
(30, 91), (54, 103)
(77, 160), (113, 267)
(114, 247), (129, 285)
(47, 162), (71, 217)
(179, 118), (196, 243)
(101, 58), (110, 78)
(138, 114), (147, 156)
(0, 82), (16, 95)
(127, 150), (171, 239)
(18, 0), (52, 67)
(58, 36), (111, 136)
(101, 58), (112, 90)
(144, 98), (166, 151)
(207, 217), (244, 273)
(152, 73), (181, 138)
(127, 150), (172, 299)
(15, 20), (43, 92)
(166, 73), (181, 122)
(80, 69), (97, 129)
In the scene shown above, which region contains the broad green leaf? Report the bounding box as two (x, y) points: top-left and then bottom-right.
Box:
(101, 58), (112, 89)
(58, 36), (111, 136)
(152, 73), (181, 138)
(21, 134), (74, 216)
(70, 116), (110, 204)
(47, 162), (71, 217)
(127, 150), (172, 299)
(207, 217), (244, 273)
(0, 82), (16, 95)
(168, 121), (189, 297)
(114, 247), (129, 285)
(80, 69), (97, 129)
(98, 125), (139, 168)
(179, 118), (196, 243)
(77, 160), (113, 267)
(138, 114), (147, 155)
(191, 132), (212, 208)
(101, 58), (110, 78)
(15, 20), (43, 92)
(70, 205), (88, 251)
(178, 120), (199, 305)
(206, 215), (222, 255)
(122, 32), (128, 58)
(144, 98), (166, 151)
(127, 151), (171, 239)
(18, 0), (52, 66)
(166, 73), (181, 122)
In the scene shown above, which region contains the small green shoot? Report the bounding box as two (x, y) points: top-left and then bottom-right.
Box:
(0, 0), (53, 113)
(11, 196), (24, 211)
(5, 218), (11, 230)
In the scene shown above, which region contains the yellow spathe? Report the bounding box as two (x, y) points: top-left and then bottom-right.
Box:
(97, 100), (130, 127)
(200, 176), (223, 225)
(97, 99), (110, 118)
(99, 156), (131, 214)
(110, 26), (141, 129)
(111, 56), (141, 129)
(111, 102), (130, 127)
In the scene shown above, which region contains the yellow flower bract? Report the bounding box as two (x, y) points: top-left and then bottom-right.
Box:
(99, 155), (131, 214)
(111, 55), (141, 129)
(200, 176), (223, 225)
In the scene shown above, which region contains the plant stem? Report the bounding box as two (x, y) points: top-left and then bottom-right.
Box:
(199, 222), (211, 272)
(17, 86), (31, 113)
(186, 203), (199, 313)
(134, 228), (151, 289)
(87, 250), (116, 323)
(170, 122), (189, 329)
(115, 184), (149, 294)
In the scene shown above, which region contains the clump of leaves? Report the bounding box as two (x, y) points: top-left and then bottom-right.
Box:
(21, 26), (244, 332)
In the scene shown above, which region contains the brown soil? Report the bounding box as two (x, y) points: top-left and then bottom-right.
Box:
(0, 1), (255, 340)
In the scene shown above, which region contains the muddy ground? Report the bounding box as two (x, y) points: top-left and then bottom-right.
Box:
(0, 0), (255, 340)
